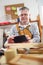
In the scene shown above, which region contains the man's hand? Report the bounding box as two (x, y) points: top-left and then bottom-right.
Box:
(25, 35), (31, 40)
(25, 35), (33, 43)
(8, 38), (14, 43)
(7, 36), (15, 43)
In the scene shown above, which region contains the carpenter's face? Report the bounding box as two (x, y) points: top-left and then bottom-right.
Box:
(20, 9), (29, 24)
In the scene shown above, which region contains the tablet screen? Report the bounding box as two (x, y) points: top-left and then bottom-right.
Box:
(13, 35), (28, 43)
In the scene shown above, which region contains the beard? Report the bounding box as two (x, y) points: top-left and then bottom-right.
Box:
(20, 20), (28, 25)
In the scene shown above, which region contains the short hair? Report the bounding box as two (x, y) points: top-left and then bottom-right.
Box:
(19, 7), (29, 11)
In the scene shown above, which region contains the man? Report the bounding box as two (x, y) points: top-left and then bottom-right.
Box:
(5, 7), (40, 44)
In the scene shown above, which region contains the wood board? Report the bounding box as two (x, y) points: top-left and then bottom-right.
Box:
(9, 54), (43, 65)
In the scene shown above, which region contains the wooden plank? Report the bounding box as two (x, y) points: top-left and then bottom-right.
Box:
(9, 54), (43, 65)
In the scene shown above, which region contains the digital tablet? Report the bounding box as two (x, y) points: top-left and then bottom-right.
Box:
(13, 35), (28, 43)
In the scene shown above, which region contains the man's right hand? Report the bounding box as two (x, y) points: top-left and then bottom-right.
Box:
(7, 36), (15, 43)
(8, 38), (14, 43)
